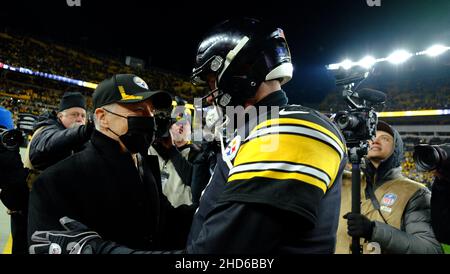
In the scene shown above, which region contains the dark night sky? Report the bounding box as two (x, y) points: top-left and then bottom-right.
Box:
(2, 0), (450, 104)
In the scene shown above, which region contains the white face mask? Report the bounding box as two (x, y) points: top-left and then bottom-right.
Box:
(205, 104), (230, 140)
(205, 105), (221, 129)
(170, 122), (191, 143)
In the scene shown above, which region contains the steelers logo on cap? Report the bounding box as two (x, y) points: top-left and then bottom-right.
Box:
(133, 76), (149, 90)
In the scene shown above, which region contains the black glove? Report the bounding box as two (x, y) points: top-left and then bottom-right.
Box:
(79, 115), (95, 141)
(343, 212), (375, 240)
(153, 140), (178, 160)
(29, 216), (102, 254)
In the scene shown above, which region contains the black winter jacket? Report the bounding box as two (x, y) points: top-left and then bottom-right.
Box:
(431, 176), (450, 245)
(29, 112), (90, 170)
(362, 126), (442, 253)
(28, 130), (193, 250)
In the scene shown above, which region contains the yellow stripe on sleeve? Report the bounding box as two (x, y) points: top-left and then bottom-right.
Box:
(228, 169), (327, 193)
(252, 118), (346, 153)
(234, 134), (342, 189)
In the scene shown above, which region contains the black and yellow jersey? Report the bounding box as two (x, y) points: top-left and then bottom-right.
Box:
(187, 90), (347, 253)
(219, 104), (347, 227)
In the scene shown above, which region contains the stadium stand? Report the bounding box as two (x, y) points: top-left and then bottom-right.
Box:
(0, 31), (205, 114)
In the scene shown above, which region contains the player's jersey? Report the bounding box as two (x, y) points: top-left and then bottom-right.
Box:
(187, 90), (347, 253)
(220, 104), (346, 225)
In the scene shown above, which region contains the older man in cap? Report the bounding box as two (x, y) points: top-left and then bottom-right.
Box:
(27, 91), (91, 169)
(28, 74), (194, 252)
(25, 91), (93, 186)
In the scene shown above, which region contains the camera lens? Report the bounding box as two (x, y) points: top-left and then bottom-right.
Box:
(337, 114), (360, 130)
(337, 114), (349, 129)
(0, 129), (24, 150)
(413, 145), (440, 171)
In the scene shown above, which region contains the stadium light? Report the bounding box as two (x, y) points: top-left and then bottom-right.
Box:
(327, 44), (450, 70)
(387, 50), (412, 64)
(327, 63), (340, 70)
(357, 56), (376, 69)
(341, 59), (353, 70)
(422, 45), (450, 57)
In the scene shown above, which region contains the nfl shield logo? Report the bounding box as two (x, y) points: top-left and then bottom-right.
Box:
(381, 193), (397, 207)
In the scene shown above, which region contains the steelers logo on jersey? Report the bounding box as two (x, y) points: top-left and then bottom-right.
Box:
(224, 135), (241, 162)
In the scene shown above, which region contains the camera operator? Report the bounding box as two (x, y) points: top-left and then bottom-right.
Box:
(336, 121), (442, 253)
(432, 167), (450, 253)
(0, 106), (29, 254)
(414, 144), (450, 252)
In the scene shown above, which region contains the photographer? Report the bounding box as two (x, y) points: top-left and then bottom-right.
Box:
(0, 106), (29, 254)
(336, 121), (442, 254)
(414, 143), (450, 252)
(150, 108), (201, 208)
(432, 167), (450, 252)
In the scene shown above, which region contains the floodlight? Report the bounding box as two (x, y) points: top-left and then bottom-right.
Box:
(341, 59), (353, 70)
(358, 56), (376, 69)
(387, 50), (412, 64)
(424, 45), (450, 57)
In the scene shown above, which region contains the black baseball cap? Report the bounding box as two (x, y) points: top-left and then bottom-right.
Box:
(93, 74), (172, 110)
(377, 120), (394, 138)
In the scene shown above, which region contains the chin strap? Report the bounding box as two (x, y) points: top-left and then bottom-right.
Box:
(216, 110), (233, 170)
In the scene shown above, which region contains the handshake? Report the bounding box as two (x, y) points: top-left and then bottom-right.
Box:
(29, 217), (102, 254)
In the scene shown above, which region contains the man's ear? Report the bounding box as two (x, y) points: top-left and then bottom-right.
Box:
(57, 112), (63, 120)
(95, 108), (108, 128)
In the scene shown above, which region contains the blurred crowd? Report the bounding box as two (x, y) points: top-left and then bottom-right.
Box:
(402, 150), (435, 187)
(0, 31), (205, 103)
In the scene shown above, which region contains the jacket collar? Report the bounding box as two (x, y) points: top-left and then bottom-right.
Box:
(34, 111), (64, 130)
(90, 130), (133, 161)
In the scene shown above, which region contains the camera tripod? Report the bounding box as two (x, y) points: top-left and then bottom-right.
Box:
(348, 143), (368, 255)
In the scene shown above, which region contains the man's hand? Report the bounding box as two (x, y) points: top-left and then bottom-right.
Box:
(343, 212), (375, 240)
(29, 216), (101, 254)
(80, 115), (95, 141)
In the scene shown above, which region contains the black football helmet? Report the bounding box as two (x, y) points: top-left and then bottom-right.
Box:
(191, 18), (293, 107)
